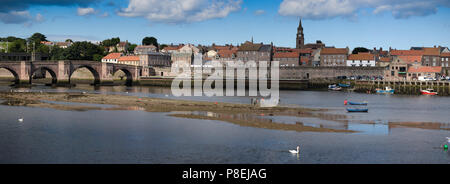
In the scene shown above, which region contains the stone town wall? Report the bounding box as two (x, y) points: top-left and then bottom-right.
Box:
(279, 66), (386, 80)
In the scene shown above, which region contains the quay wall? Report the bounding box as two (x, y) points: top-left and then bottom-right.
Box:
(355, 80), (450, 96)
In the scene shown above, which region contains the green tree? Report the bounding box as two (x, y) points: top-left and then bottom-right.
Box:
(65, 39), (73, 43)
(65, 41), (105, 61)
(142, 37), (158, 46)
(28, 33), (47, 44)
(50, 46), (66, 60)
(101, 37), (120, 47)
(160, 44), (168, 50)
(93, 54), (104, 61)
(8, 39), (26, 53)
(352, 47), (369, 54)
(127, 43), (137, 53)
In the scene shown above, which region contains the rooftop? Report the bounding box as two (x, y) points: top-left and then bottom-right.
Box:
(347, 53), (375, 60)
(320, 48), (348, 55)
(102, 53), (122, 60)
(118, 55), (140, 61)
(408, 66), (442, 73)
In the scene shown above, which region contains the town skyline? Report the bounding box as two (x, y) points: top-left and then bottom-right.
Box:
(0, 0), (450, 49)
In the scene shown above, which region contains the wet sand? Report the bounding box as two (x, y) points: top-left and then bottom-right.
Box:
(0, 91), (360, 133)
(1, 91), (448, 133)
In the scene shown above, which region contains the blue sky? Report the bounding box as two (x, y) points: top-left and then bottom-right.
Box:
(0, 0), (449, 50)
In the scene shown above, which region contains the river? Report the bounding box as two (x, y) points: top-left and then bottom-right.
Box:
(0, 83), (449, 163)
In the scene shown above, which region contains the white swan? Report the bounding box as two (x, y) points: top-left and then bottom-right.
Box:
(289, 146), (300, 154)
(18, 118), (23, 122)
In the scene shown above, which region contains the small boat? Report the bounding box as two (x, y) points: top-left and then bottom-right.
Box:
(347, 108), (369, 113)
(338, 83), (351, 88)
(376, 87), (394, 94)
(348, 101), (368, 105)
(328, 84), (342, 91)
(421, 89), (438, 95)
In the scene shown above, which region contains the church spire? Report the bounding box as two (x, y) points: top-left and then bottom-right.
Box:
(296, 18), (304, 49)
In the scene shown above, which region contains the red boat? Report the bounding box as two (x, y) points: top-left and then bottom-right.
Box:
(421, 89), (438, 95)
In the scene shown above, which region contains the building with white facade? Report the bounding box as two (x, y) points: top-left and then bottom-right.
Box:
(346, 52), (376, 67)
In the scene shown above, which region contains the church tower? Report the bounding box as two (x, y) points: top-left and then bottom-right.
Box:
(296, 19), (304, 49)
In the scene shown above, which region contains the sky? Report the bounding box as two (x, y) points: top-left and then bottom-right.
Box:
(0, 0), (449, 50)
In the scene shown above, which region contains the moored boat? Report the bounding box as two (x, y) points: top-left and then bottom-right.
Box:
(339, 83), (351, 88)
(420, 89), (438, 95)
(347, 108), (369, 113)
(348, 101), (368, 105)
(376, 87), (394, 94)
(328, 84), (342, 91)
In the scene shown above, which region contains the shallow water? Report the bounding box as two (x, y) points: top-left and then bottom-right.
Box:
(0, 84), (449, 163)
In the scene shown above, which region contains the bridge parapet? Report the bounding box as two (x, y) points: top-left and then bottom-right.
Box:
(0, 60), (143, 85)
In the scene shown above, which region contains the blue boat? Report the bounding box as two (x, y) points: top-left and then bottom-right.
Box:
(348, 101), (368, 105)
(339, 83), (351, 88)
(347, 108), (369, 113)
(376, 87), (395, 94)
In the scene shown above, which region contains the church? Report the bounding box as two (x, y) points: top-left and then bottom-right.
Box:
(296, 19), (325, 49)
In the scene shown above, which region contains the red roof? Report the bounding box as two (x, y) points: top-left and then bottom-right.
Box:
(273, 52), (300, 58)
(390, 50), (423, 56)
(423, 48), (440, 56)
(379, 57), (391, 62)
(320, 48), (348, 55)
(408, 66), (442, 73)
(347, 53), (374, 60)
(398, 55), (422, 64)
(118, 56), (140, 61)
(102, 53), (122, 60)
(441, 52), (450, 57)
(217, 49), (236, 58)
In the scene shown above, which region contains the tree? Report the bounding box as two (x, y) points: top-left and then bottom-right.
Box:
(101, 37), (120, 47)
(28, 33), (47, 44)
(50, 46), (66, 60)
(352, 47), (369, 54)
(65, 41), (105, 61)
(65, 39), (73, 43)
(8, 39), (26, 53)
(142, 37), (158, 46)
(127, 43), (137, 53)
(160, 44), (168, 50)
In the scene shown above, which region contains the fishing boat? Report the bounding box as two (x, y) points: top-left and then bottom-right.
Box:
(347, 108), (369, 113)
(376, 86), (394, 94)
(420, 89), (438, 95)
(348, 101), (368, 105)
(338, 83), (351, 88)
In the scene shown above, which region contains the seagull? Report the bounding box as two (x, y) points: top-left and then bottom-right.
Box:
(82, 91), (86, 94)
(289, 146), (300, 154)
(18, 118), (24, 122)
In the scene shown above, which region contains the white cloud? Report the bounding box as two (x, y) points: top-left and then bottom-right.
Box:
(118, 0), (242, 23)
(254, 10), (265, 16)
(0, 10), (44, 25)
(77, 7), (96, 16)
(278, 0), (450, 19)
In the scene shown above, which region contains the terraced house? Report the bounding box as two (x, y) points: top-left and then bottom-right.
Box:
(346, 52), (375, 67)
(320, 48), (349, 66)
(236, 41), (273, 63)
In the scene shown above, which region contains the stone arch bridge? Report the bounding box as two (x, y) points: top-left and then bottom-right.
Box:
(0, 60), (144, 85)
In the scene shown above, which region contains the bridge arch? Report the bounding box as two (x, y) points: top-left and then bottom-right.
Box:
(113, 68), (133, 86)
(0, 67), (19, 84)
(30, 67), (57, 84)
(70, 65), (100, 85)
